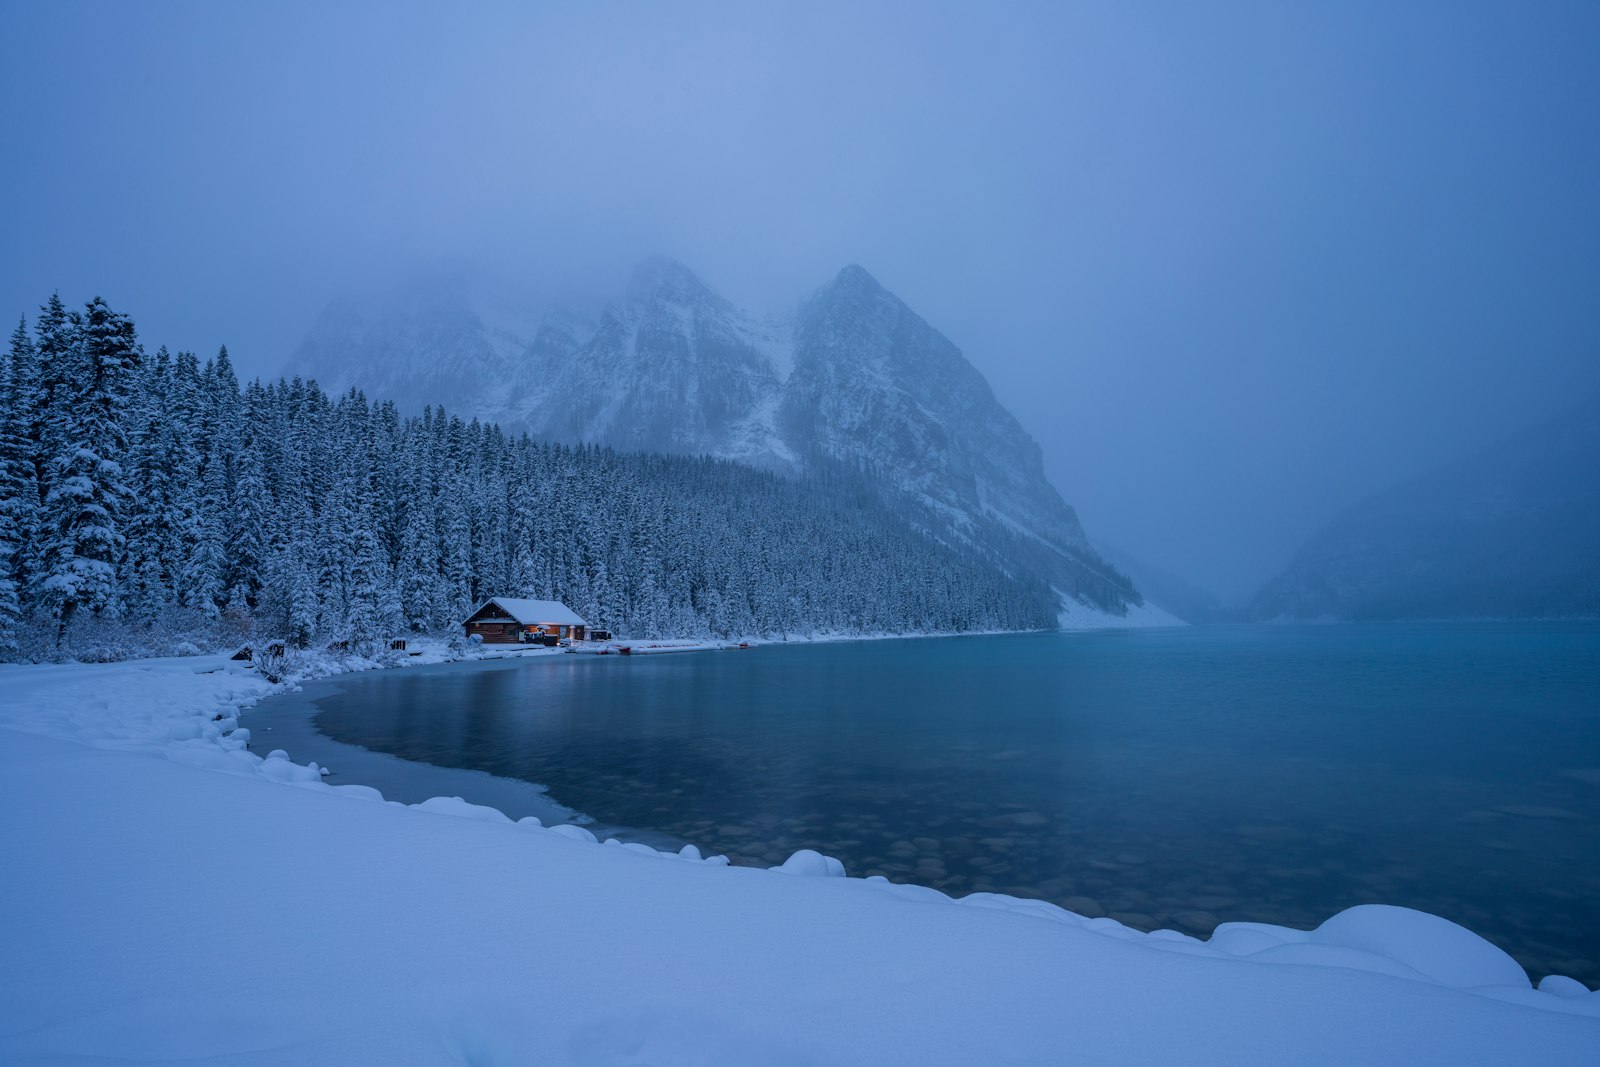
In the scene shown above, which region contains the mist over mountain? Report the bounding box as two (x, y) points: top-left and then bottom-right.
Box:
(286, 258), (1137, 614)
(285, 275), (571, 424)
(1252, 400), (1600, 621)
(1093, 541), (1231, 625)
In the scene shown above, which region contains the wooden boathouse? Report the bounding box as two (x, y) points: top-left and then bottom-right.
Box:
(461, 598), (588, 644)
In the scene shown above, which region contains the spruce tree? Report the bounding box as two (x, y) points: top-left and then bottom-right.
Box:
(32, 297), (138, 636)
(28, 295), (73, 492)
(0, 322), (30, 652)
(396, 452), (441, 631)
(225, 433), (268, 612)
(180, 437), (228, 616)
(122, 348), (182, 624)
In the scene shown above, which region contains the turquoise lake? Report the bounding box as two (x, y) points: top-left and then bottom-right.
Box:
(294, 622), (1600, 983)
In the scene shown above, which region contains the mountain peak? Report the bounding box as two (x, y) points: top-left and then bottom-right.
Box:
(809, 264), (901, 322)
(831, 263), (884, 293)
(627, 255), (712, 304)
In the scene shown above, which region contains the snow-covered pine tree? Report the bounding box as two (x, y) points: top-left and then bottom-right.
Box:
(286, 551), (320, 649)
(0, 322), (33, 654)
(180, 435), (229, 617)
(21, 296), (77, 592)
(31, 297), (139, 637)
(1, 320), (40, 601)
(225, 428), (268, 613)
(396, 438), (442, 631)
(122, 347), (185, 625)
(438, 468), (474, 626)
(207, 346), (240, 434)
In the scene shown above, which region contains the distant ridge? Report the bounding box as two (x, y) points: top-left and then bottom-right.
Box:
(1252, 400), (1600, 621)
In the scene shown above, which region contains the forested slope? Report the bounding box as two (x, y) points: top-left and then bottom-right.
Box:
(0, 296), (1058, 660)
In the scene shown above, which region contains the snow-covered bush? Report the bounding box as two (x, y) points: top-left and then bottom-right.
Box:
(251, 643), (289, 683)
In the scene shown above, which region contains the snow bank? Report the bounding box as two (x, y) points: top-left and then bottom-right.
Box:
(771, 848), (847, 878)
(1, 653), (1596, 1064)
(1197, 907), (1542, 990)
(1056, 592), (1187, 630)
(614, 639), (734, 655)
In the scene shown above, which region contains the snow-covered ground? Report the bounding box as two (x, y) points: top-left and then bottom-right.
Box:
(1057, 593), (1188, 629)
(1, 653), (1597, 1064)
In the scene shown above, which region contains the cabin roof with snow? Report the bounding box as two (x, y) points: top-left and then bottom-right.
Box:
(464, 598), (587, 628)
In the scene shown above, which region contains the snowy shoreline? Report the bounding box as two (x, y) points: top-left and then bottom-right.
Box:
(2, 647), (1597, 1062)
(242, 620), (1175, 839)
(248, 653), (659, 844)
(245, 631), (1045, 841)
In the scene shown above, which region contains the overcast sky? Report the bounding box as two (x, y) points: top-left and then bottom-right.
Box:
(3, 1), (1596, 598)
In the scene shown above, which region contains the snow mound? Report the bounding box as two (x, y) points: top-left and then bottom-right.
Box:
(771, 849), (846, 877)
(1539, 974), (1592, 998)
(415, 795), (514, 824)
(1208, 906), (1530, 990)
(1309, 905), (1531, 989)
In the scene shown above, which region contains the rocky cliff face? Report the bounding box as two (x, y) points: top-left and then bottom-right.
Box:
(778, 265), (1130, 606)
(786, 267), (1088, 545)
(506, 257), (794, 467)
(286, 258), (1138, 613)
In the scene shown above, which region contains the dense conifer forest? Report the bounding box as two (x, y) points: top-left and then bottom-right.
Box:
(0, 295), (1060, 660)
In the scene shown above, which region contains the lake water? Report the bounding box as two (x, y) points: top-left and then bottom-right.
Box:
(278, 623), (1600, 983)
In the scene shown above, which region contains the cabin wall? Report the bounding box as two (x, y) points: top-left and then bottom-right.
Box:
(461, 602), (588, 644)
(464, 621), (521, 644)
(461, 621), (586, 644)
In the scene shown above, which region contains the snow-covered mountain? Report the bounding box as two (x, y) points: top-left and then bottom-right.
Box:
(506, 257), (795, 466)
(286, 276), (572, 419)
(286, 258), (1138, 613)
(1252, 400), (1600, 621)
(778, 264), (1134, 610)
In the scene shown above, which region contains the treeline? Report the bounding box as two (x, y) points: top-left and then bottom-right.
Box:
(0, 295), (1060, 660)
